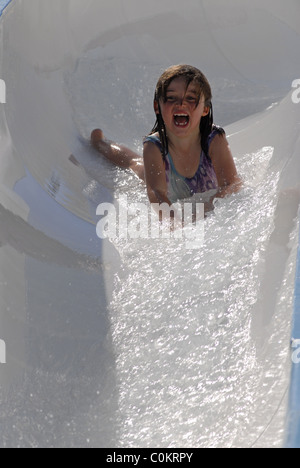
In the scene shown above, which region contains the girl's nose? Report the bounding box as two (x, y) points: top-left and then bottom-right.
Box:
(175, 97), (186, 107)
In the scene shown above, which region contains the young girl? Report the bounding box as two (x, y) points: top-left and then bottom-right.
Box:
(91, 65), (242, 207)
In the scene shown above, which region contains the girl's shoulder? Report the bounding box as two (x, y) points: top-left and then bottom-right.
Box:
(144, 132), (160, 143)
(207, 125), (226, 147)
(144, 127), (226, 156)
(206, 125), (226, 158)
(143, 133), (163, 152)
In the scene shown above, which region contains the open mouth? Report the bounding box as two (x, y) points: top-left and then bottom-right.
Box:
(174, 114), (190, 128)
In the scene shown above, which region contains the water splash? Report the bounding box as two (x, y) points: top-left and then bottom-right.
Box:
(107, 146), (294, 447)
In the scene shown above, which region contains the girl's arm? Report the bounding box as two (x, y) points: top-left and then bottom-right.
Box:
(209, 133), (243, 198)
(143, 141), (171, 205)
(91, 129), (145, 181)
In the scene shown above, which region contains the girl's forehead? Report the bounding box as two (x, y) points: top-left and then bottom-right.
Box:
(166, 77), (201, 94)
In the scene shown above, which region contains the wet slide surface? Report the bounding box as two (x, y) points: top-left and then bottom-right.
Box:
(0, 0), (300, 448)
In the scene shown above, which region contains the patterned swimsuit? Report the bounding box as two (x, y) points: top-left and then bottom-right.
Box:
(144, 127), (223, 203)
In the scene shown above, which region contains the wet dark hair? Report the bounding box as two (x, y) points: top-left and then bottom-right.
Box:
(150, 64), (222, 160)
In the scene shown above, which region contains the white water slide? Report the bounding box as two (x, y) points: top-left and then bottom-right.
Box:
(0, 0), (300, 448)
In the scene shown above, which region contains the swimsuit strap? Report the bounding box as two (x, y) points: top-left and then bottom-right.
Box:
(143, 127), (224, 202)
(144, 125), (225, 159)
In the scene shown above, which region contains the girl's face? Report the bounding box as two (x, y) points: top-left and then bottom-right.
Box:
(155, 77), (210, 139)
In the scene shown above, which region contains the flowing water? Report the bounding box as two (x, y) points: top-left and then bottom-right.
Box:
(64, 40), (300, 446)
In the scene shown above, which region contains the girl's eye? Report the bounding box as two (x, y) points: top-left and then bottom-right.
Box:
(165, 96), (197, 104)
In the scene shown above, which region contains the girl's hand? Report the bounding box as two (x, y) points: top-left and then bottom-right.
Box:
(204, 199), (215, 214)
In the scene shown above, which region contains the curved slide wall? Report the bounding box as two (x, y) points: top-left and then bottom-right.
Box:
(0, 0), (300, 448)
